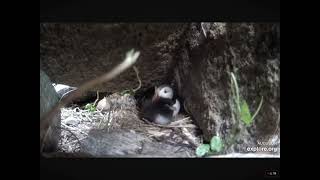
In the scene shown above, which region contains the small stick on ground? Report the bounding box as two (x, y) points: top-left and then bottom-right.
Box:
(170, 117), (191, 125)
(142, 118), (196, 128)
(84, 113), (93, 122)
(61, 123), (89, 136)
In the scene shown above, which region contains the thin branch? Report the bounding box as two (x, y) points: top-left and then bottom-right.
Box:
(200, 23), (207, 38)
(84, 113), (93, 122)
(64, 137), (86, 146)
(142, 118), (196, 128)
(93, 91), (100, 106)
(61, 123), (88, 136)
(170, 117), (191, 125)
(142, 124), (196, 128)
(107, 110), (113, 131)
(132, 66), (142, 92)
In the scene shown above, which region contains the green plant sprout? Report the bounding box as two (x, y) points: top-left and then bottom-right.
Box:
(196, 136), (224, 157)
(196, 144), (210, 157)
(85, 103), (96, 112)
(230, 72), (263, 126)
(195, 71), (264, 157)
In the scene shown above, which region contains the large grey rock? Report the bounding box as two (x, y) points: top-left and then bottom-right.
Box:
(40, 70), (61, 152)
(81, 129), (194, 157)
(40, 23), (188, 93)
(174, 23), (280, 153)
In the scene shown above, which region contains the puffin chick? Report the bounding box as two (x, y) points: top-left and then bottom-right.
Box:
(141, 85), (181, 125)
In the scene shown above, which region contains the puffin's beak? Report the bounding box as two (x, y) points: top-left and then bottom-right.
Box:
(152, 86), (159, 102)
(152, 94), (159, 102)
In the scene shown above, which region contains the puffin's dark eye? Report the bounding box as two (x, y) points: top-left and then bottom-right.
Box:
(164, 90), (167, 93)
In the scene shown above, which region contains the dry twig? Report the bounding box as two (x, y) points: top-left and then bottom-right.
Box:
(132, 66), (142, 92)
(93, 91), (100, 106)
(141, 118), (196, 128)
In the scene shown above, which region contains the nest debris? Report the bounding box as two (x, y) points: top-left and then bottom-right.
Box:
(58, 93), (203, 157)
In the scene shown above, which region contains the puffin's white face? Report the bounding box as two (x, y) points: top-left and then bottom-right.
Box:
(152, 86), (173, 102)
(157, 86), (173, 99)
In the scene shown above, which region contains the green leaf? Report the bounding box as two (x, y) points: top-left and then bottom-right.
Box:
(196, 144), (210, 157)
(240, 100), (252, 126)
(85, 103), (96, 112)
(85, 103), (92, 109)
(210, 136), (223, 152)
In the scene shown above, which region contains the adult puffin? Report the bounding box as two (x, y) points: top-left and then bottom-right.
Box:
(141, 85), (180, 125)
